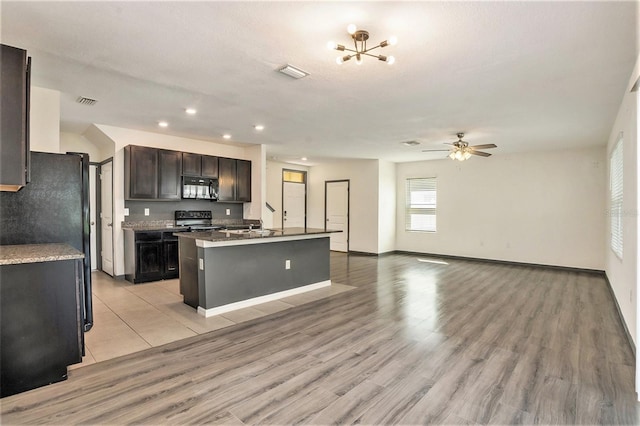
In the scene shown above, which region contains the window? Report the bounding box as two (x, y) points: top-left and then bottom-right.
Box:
(405, 178), (437, 232)
(610, 136), (623, 259)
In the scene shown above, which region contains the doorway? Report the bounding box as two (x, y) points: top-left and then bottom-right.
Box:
(282, 169), (307, 229)
(100, 159), (114, 276)
(325, 180), (349, 252)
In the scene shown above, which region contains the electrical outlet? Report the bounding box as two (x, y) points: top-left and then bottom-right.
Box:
(226, 209), (231, 216)
(199, 258), (204, 270)
(144, 208), (150, 216)
(124, 208), (130, 216)
(285, 259), (291, 270)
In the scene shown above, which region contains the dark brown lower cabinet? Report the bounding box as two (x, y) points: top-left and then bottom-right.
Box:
(124, 230), (183, 283)
(0, 259), (83, 397)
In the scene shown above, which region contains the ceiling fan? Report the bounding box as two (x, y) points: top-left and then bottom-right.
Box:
(422, 133), (497, 161)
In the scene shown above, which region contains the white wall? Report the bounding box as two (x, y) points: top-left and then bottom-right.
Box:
(93, 124), (264, 276)
(308, 159), (380, 254)
(378, 160), (396, 254)
(265, 160), (309, 229)
(396, 147), (606, 270)
(60, 132), (102, 161)
(30, 86), (60, 153)
(605, 54), (639, 358)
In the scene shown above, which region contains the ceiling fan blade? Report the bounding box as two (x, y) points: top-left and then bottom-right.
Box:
(469, 144), (497, 149)
(469, 150), (492, 157)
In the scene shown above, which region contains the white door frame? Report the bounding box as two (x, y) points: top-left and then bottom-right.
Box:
(99, 159), (114, 276)
(89, 164), (98, 270)
(325, 179), (350, 252)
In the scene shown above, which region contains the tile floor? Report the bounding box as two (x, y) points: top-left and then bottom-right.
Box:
(71, 272), (355, 369)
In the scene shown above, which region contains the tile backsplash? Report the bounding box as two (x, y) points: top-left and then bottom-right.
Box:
(124, 200), (243, 222)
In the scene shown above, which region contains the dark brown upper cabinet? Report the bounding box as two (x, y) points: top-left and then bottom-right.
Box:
(125, 145), (158, 199)
(0, 44), (31, 192)
(182, 153), (218, 178)
(182, 152), (201, 176)
(218, 157), (251, 202)
(201, 155), (219, 178)
(125, 146), (182, 200)
(218, 157), (236, 202)
(157, 150), (181, 199)
(236, 159), (251, 202)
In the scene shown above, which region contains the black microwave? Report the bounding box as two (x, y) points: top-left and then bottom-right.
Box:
(182, 176), (219, 200)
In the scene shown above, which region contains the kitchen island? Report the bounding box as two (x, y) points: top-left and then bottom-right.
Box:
(175, 228), (335, 317)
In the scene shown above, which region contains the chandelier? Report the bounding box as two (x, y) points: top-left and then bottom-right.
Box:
(327, 24), (397, 65)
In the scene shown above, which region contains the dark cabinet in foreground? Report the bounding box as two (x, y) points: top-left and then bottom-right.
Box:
(124, 229), (183, 283)
(0, 44), (31, 191)
(0, 259), (83, 397)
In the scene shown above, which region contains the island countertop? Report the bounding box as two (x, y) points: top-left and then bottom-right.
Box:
(0, 243), (84, 265)
(175, 227), (338, 248)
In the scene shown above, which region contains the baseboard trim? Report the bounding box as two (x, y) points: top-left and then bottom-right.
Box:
(197, 280), (332, 318)
(603, 273), (636, 357)
(393, 250), (605, 275)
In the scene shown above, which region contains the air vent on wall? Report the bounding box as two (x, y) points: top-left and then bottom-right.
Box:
(76, 96), (97, 106)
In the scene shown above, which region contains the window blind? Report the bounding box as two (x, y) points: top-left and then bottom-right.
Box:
(610, 138), (623, 259)
(405, 177), (437, 232)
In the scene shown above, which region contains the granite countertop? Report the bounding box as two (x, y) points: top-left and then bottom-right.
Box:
(0, 243), (84, 265)
(175, 227), (338, 243)
(122, 219), (261, 232)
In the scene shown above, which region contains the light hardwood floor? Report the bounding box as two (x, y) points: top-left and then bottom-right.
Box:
(2, 252), (638, 424)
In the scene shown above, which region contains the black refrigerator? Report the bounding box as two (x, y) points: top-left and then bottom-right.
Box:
(0, 151), (94, 332)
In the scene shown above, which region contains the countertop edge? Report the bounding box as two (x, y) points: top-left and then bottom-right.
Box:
(0, 243), (85, 265)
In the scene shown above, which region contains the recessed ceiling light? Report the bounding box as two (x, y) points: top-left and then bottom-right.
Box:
(301, 157), (308, 161)
(278, 64), (309, 79)
(402, 140), (421, 146)
(185, 108), (197, 115)
(158, 121), (168, 128)
(223, 134), (232, 139)
(254, 124), (265, 131)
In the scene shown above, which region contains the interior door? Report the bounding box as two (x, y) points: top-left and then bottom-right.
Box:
(100, 161), (114, 276)
(283, 181), (306, 228)
(325, 180), (349, 252)
(89, 164), (97, 270)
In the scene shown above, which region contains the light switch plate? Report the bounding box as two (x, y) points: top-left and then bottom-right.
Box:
(124, 208), (130, 216)
(226, 209), (230, 216)
(199, 258), (204, 270)
(144, 208), (150, 216)
(285, 259), (291, 270)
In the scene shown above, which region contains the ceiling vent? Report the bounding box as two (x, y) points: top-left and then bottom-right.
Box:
(402, 140), (421, 146)
(76, 96), (97, 106)
(277, 64), (309, 79)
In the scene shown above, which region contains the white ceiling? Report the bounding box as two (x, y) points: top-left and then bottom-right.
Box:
(1, 1), (638, 164)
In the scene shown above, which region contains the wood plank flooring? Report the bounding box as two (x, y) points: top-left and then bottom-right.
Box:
(2, 252), (638, 424)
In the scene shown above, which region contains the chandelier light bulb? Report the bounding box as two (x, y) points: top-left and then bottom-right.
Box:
(355, 55), (363, 65)
(455, 150), (463, 161)
(327, 41), (337, 50)
(389, 36), (398, 46)
(449, 152), (456, 160)
(387, 55), (396, 65)
(336, 57), (344, 65)
(464, 151), (472, 160)
(347, 24), (357, 35)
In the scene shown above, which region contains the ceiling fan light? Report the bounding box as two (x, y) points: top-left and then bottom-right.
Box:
(449, 152), (456, 160)
(386, 55), (396, 65)
(455, 150), (463, 160)
(463, 151), (472, 160)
